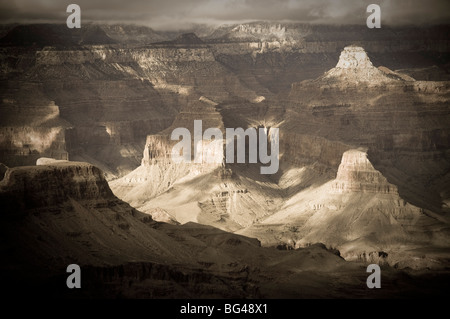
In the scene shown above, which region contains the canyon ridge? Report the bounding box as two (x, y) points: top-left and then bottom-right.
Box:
(0, 22), (449, 298)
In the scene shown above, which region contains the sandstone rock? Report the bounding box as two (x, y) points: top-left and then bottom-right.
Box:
(324, 46), (398, 84)
(335, 46), (374, 69)
(0, 161), (382, 299)
(36, 157), (68, 165)
(1, 23), (450, 297)
(0, 161), (115, 210)
(332, 149), (398, 194)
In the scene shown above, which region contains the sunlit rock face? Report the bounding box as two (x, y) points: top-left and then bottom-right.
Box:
(109, 96), (230, 222)
(1, 23), (448, 176)
(336, 46), (374, 69)
(107, 41), (450, 271)
(0, 26), (263, 179)
(1, 23), (450, 281)
(325, 46), (393, 83)
(332, 149), (398, 194)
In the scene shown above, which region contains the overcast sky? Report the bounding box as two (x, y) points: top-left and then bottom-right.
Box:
(0, 0), (449, 30)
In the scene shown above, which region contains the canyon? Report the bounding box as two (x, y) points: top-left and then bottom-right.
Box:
(1, 159), (449, 298)
(0, 22), (449, 298)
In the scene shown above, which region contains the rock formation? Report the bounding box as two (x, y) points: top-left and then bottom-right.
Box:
(2, 160), (419, 299)
(108, 43), (450, 270)
(0, 161), (115, 210)
(324, 46), (398, 84)
(1, 23), (450, 297)
(110, 96), (228, 217)
(332, 148), (398, 194)
(0, 25), (264, 178)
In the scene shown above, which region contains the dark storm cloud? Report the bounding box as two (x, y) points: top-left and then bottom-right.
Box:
(0, 0), (449, 28)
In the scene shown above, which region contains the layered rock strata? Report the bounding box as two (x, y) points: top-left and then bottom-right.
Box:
(332, 149), (398, 194)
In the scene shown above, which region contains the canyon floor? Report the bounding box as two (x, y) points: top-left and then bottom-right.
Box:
(1, 22), (449, 298)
